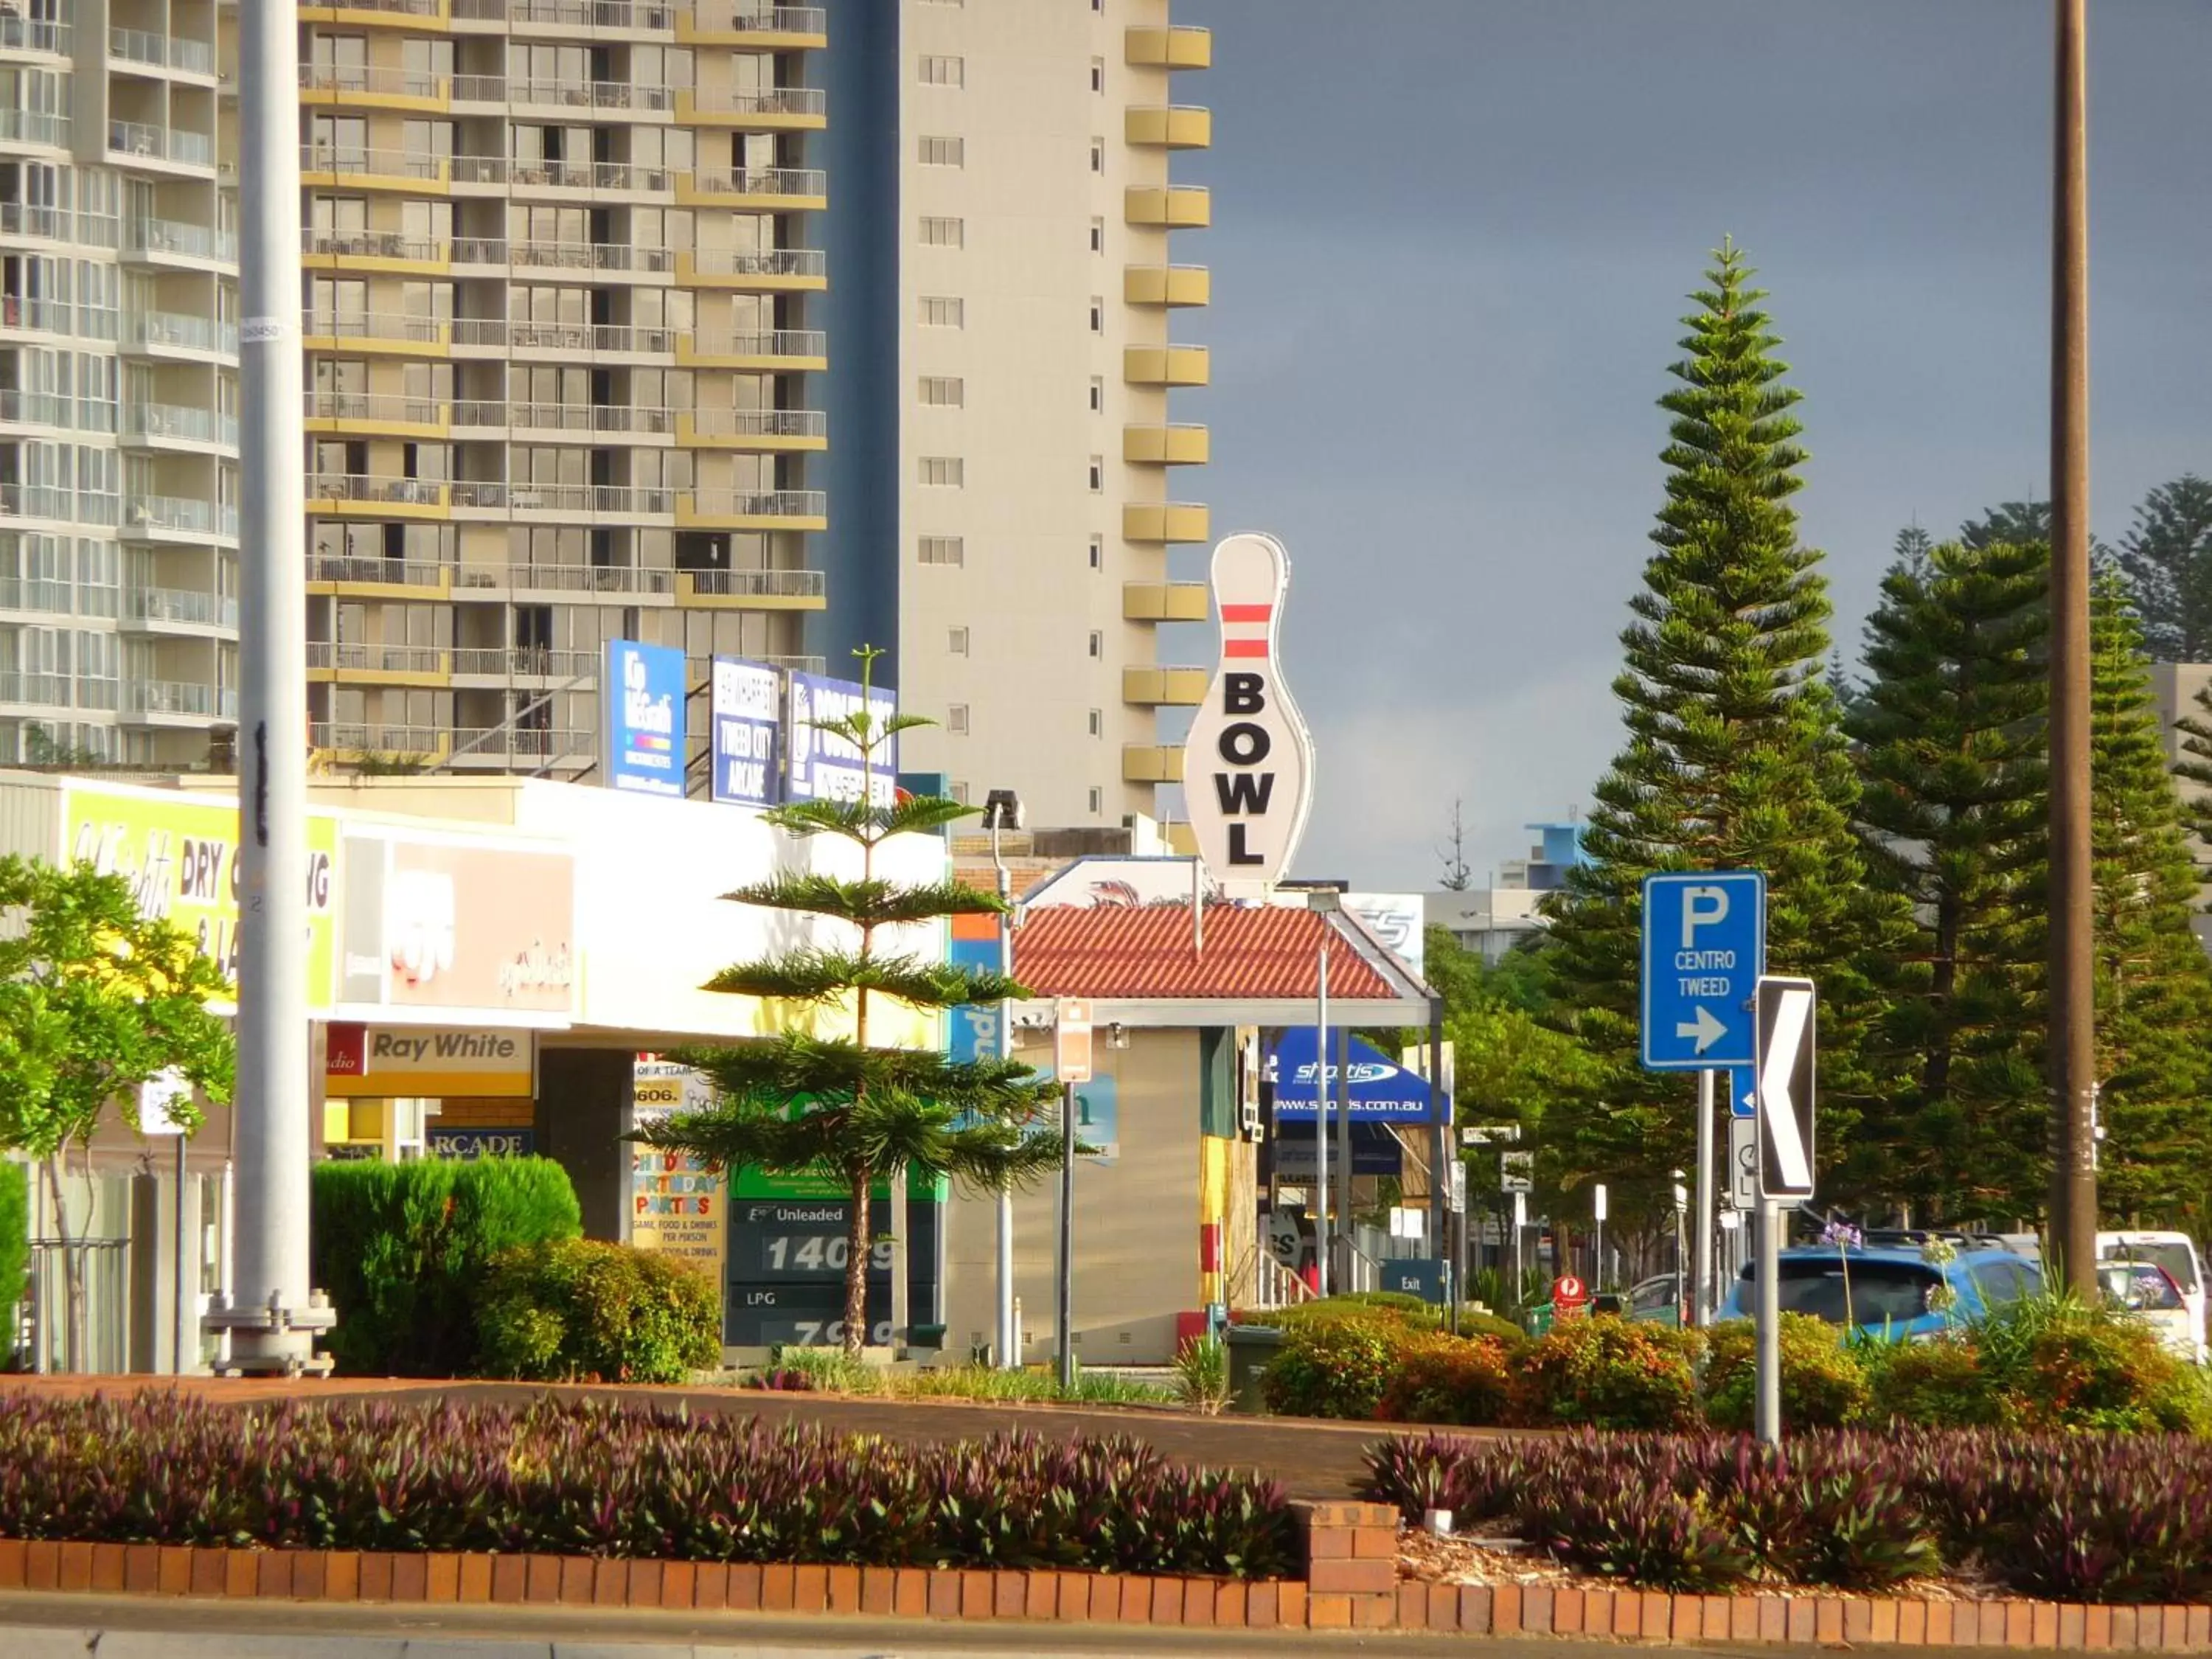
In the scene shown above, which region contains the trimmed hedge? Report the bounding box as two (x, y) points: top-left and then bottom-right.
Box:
(310, 1157), (581, 1377)
(478, 1237), (720, 1384)
(0, 1393), (1297, 1579)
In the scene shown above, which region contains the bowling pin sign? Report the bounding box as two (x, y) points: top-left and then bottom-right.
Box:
(1183, 532), (1315, 897)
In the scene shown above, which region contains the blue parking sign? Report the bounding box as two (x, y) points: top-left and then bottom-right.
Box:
(1641, 871), (1766, 1070)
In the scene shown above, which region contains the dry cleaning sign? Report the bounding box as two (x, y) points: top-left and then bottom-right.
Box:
(1183, 532), (1315, 894)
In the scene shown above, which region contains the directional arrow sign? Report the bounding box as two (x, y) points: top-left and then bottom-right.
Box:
(1753, 975), (1817, 1204)
(1640, 871), (1766, 1070)
(1728, 1068), (1756, 1120)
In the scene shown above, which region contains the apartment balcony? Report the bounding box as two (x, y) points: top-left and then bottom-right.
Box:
(305, 555), (454, 599)
(1124, 423), (1209, 466)
(1122, 744), (1186, 785)
(307, 474), (450, 518)
(1125, 186), (1211, 230)
(302, 311), (449, 358)
(122, 217), (236, 268)
(451, 562), (676, 602)
(677, 487), (827, 532)
(0, 110), (69, 147)
(452, 237), (675, 276)
(309, 723), (452, 768)
(122, 679), (237, 725)
(299, 62), (448, 111)
(677, 407), (827, 451)
(675, 567), (826, 611)
(1125, 25), (1211, 69)
(449, 0), (676, 28)
(445, 726), (597, 771)
(0, 389), (94, 433)
(1124, 580), (1208, 622)
(122, 585), (238, 633)
(451, 647), (602, 685)
(124, 495), (238, 543)
(676, 246), (828, 292)
(0, 483), (116, 526)
(111, 27), (218, 78)
(307, 641), (453, 688)
(449, 155), (674, 194)
(471, 318), (681, 358)
(121, 402), (240, 452)
(0, 16), (71, 55)
(678, 328), (827, 371)
(1122, 667), (1208, 708)
(302, 392), (445, 441)
(1124, 264), (1211, 307)
(675, 167), (827, 211)
(0, 671), (74, 711)
(299, 145), (450, 193)
(306, 229), (451, 274)
(122, 310), (238, 361)
(678, 4), (827, 49)
(448, 481), (678, 521)
(493, 77), (678, 116)
(450, 400), (678, 439)
(1125, 105), (1211, 149)
(109, 121), (215, 172)
(676, 86), (829, 131)
(1124, 345), (1210, 387)
(0, 576), (75, 618)
(1124, 503), (1210, 545)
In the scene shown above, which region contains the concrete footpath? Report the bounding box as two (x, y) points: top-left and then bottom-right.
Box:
(0, 1590), (1822, 1656)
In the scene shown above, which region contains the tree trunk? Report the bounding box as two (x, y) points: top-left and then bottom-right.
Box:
(44, 1153), (84, 1374)
(843, 1161), (871, 1361)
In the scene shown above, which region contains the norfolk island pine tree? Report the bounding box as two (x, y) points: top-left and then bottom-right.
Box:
(636, 647), (1062, 1362)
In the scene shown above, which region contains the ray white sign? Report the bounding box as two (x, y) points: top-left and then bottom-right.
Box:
(1183, 532), (1315, 897)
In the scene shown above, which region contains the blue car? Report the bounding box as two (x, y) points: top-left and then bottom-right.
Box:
(1719, 1241), (2042, 1341)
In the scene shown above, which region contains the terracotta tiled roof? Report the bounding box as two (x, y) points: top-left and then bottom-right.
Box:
(1012, 904), (1399, 1002)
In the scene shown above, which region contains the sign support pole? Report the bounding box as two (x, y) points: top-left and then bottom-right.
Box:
(1313, 937), (1329, 1298)
(1333, 1024), (1352, 1291)
(1755, 1197), (1781, 1444)
(1057, 1078), (1077, 1391)
(1694, 1069), (1715, 1326)
(172, 1135), (189, 1376)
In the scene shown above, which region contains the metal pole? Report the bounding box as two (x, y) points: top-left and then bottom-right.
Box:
(1056, 1079), (1076, 1389)
(223, 0), (324, 1374)
(1693, 1070), (1715, 1326)
(993, 824), (1015, 1367)
(1314, 936), (1329, 1298)
(1755, 1199), (1781, 1444)
(172, 1135), (188, 1376)
(1333, 1024), (1352, 1291)
(2047, 0), (2098, 1296)
(1427, 995), (1447, 1295)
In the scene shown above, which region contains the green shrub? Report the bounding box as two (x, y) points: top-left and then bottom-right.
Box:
(1174, 1334), (1230, 1414)
(1702, 1315), (1871, 1430)
(1376, 1332), (1516, 1427)
(1259, 1317), (1399, 1419)
(1455, 1307), (1531, 1348)
(0, 1161), (27, 1313)
(1513, 1316), (1703, 1431)
(310, 1157), (581, 1376)
(1860, 1335), (2001, 1428)
(477, 1237), (720, 1383)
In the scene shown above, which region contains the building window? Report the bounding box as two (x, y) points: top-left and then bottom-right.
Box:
(1088, 456), (1104, 491)
(1088, 787), (1104, 813)
(919, 295), (964, 328)
(919, 216), (965, 248)
(1093, 0), (1105, 13)
(919, 456), (965, 487)
(951, 779), (971, 803)
(919, 134), (964, 167)
(949, 626), (970, 655)
(1090, 216), (1105, 254)
(1089, 296), (1104, 333)
(1090, 137), (1105, 174)
(1089, 376), (1105, 413)
(919, 55), (965, 88)
(947, 703), (970, 734)
(1088, 709), (1103, 737)
(1088, 630), (1103, 658)
(918, 535), (965, 566)
(918, 376), (965, 406)
(1088, 535), (1103, 570)
(1091, 58), (1106, 94)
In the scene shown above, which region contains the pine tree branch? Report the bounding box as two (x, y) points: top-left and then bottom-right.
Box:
(719, 874), (1008, 925)
(703, 950), (1029, 1009)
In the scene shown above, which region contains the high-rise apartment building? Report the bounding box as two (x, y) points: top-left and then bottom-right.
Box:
(0, 1), (1207, 821)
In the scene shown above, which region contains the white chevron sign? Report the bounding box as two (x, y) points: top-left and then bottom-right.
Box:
(1754, 976), (1817, 1203)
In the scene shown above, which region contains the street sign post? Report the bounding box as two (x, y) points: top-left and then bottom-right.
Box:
(1500, 1150), (1534, 1193)
(1054, 998), (1093, 1391)
(1728, 1117), (1758, 1211)
(1640, 872), (1767, 1070)
(1750, 973), (1817, 1447)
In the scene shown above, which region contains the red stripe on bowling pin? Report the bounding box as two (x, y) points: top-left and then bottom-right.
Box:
(1223, 640), (1269, 657)
(1220, 603), (1273, 622)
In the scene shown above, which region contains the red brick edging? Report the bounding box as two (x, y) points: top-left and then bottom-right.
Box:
(0, 1503), (2205, 1646)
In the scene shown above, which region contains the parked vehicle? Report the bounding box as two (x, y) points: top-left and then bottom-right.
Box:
(2098, 1259), (2198, 1362)
(2098, 1231), (2208, 1364)
(1720, 1242), (2042, 1341)
(1624, 1273), (1683, 1325)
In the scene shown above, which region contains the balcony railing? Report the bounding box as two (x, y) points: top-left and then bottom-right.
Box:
(447, 726), (595, 762)
(453, 562), (675, 597)
(684, 488), (827, 519)
(0, 484), (117, 525)
(685, 86), (826, 118)
(310, 722), (449, 757)
(125, 495), (239, 538)
(299, 63), (445, 98)
(689, 328), (827, 359)
(685, 407), (826, 439)
(0, 15), (70, 53)
(0, 577), (74, 615)
(449, 483), (675, 516)
(453, 0), (675, 27)
(309, 475), (446, 507)
(684, 166), (825, 198)
(125, 586), (238, 628)
(308, 231), (445, 262)
(0, 109), (68, 146)
(465, 319), (678, 354)
(0, 671), (72, 708)
(307, 642), (450, 676)
(453, 401), (677, 435)
(449, 155), (673, 192)
(0, 388), (88, 429)
(305, 555), (450, 589)
(451, 647), (601, 679)
(113, 28), (215, 74)
(125, 310), (237, 355)
(111, 122), (215, 166)
(685, 247), (826, 279)
(683, 567), (824, 599)
(303, 310), (442, 345)
(688, 4), (827, 32)
(122, 403), (238, 447)
(305, 392), (443, 425)
(126, 679), (235, 719)
(126, 217), (237, 262)
(300, 145), (446, 182)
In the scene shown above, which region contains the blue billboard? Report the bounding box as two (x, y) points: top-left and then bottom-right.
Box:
(1266, 1029), (1440, 1123)
(787, 670), (897, 805)
(709, 655), (782, 807)
(604, 639), (686, 799)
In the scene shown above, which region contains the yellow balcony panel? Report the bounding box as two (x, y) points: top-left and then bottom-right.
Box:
(677, 409), (828, 452)
(303, 316), (452, 359)
(1125, 186), (1211, 229)
(1122, 743), (1186, 785)
(1124, 423), (1209, 466)
(299, 86), (450, 117)
(677, 489), (829, 534)
(299, 4), (451, 32)
(1124, 345), (1210, 387)
(675, 569), (828, 611)
(307, 643), (454, 691)
(306, 477), (450, 521)
(679, 329), (828, 372)
(304, 556), (454, 601)
(1124, 503), (1209, 544)
(676, 248), (829, 293)
(303, 392), (449, 441)
(678, 5), (829, 50)
(1123, 666), (1208, 706)
(1126, 105), (1211, 149)
(675, 88), (829, 132)
(299, 147), (451, 197)
(1123, 580), (1210, 622)
(675, 167), (827, 212)
(1126, 24), (1211, 69)
(1124, 263), (1211, 307)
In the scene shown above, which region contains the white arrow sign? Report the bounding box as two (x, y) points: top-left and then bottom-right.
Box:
(1753, 976), (1817, 1203)
(1675, 1005), (1727, 1053)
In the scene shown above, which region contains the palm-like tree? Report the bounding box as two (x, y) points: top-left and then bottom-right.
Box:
(637, 647), (1062, 1359)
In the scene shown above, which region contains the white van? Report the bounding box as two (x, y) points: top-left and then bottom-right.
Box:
(2098, 1231), (2208, 1364)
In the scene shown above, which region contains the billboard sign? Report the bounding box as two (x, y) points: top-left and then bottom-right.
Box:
(324, 1023), (537, 1099)
(786, 670), (897, 805)
(604, 639), (687, 799)
(1344, 892), (1425, 977)
(1182, 532), (1315, 897)
(630, 1055), (727, 1295)
(1265, 1029), (1439, 1122)
(710, 655), (782, 807)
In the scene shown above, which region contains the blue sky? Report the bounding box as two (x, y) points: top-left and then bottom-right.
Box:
(1162, 0), (2212, 889)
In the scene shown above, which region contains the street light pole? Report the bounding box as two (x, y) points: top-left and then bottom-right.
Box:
(2047, 0), (2098, 1293)
(984, 789), (1022, 1367)
(1308, 888), (1340, 1297)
